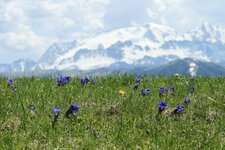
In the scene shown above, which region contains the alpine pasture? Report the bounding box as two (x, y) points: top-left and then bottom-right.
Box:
(0, 75), (225, 149)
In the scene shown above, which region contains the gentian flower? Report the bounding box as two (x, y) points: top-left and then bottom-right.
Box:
(133, 83), (139, 91)
(140, 89), (146, 96)
(57, 78), (61, 86)
(145, 88), (151, 94)
(81, 76), (89, 86)
(52, 107), (61, 128)
(159, 87), (168, 96)
(135, 76), (142, 84)
(28, 104), (35, 110)
(65, 103), (80, 117)
(169, 86), (175, 94)
(63, 76), (71, 84)
(184, 98), (191, 106)
(158, 101), (168, 113)
(140, 88), (151, 96)
(57, 76), (71, 86)
(53, 107), (61, 119)
(190, 85), (195, 93)
(173, 105), (184, 114)
(8, 79), (14, 86)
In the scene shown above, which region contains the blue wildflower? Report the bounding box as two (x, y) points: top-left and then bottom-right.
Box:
(140, 89), (146, 96)
(169, 86), (175, 94)
(52, 107), (61, 128)
(173, 105), (184, 114)
(63, 76), (71, 84)
(53, 107), (61, 119)
(145, 88), (151, 94)
(28, 104), (35, 110)
(135, 76), (142, 84)
(133, 83), (139, 90)
(8, 79), (14, 86)
(158, 101), (168, 113)
(140, 88), (151, 96)
(81, 76), (89, 86)
(57, 78), (61, 86)
(190, 85), (195, 93)
(184, 98), (191, 106)
(57, 76), (71, 86)
(159, 87), (168, 97)
(65, 103), (80, 117)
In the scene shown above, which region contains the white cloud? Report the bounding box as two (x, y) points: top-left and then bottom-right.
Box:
(0, 0), (110, 63)
(145, 0), (225, 32)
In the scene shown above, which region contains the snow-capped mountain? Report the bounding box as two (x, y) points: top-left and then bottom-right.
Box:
(37, 22), (225, 71)
(38, 23), (179, 70)
(0, 22), (225, 74)
(38, 40), (77, 69)
(0, 59), (40, 73)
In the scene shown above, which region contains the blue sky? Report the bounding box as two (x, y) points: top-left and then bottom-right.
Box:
(0, 0), (225, 63)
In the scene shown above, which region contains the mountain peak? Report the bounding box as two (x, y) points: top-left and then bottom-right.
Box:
(200, 21), (214, 33)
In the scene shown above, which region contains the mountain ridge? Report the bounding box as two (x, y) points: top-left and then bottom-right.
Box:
(0, 22), (225, 75)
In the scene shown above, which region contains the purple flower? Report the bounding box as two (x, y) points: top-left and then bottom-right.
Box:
(133, 83), (139, 90)
(63, 76), (71, 84)
(65, 103), (80, 117)
(28, 104), (35, 110)
(57, 76), (71, 86)
(145, 88), (151, 94)
(158, 101), (168, 113)
(159, 87), (168, 96)
(81, 76), (89, 86)
(57, 78), (61, 86)
(140, 89), (146, 96)
(140, 88), (151, 96)
(173, 105), (183, 114)
(135, 76), (142, 84)
(184, 98), (191, 106)
(71, 104), (80, 114)
(8, 79), (14, 86)
(190, 85), (195, 93)
(169, 86), (175, 94)
(53, 107), (61, 119)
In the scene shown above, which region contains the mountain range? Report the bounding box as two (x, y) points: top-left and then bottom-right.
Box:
(0, 22), (225, 76)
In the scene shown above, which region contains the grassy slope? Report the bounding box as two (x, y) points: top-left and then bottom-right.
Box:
(0, 76), (225, 149)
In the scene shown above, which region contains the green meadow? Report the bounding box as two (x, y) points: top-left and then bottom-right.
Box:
(0, 76), (225, 149)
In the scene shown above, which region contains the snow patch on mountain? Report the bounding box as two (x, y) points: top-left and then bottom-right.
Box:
(190, 22), (225, 43)
(38, 40), (77, 69)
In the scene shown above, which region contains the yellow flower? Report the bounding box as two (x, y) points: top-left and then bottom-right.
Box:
(119, 90), (125, 96)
